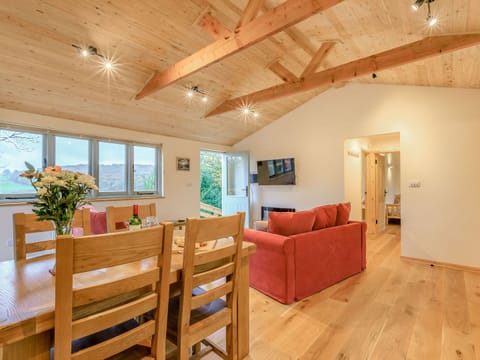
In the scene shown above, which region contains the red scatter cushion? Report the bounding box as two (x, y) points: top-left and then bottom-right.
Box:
(312, 205), (338, 230)
(267, 211), (315, 236)
(336, 202), (351, 225)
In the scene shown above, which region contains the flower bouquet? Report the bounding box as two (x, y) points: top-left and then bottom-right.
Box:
(20, 162), (98, 274)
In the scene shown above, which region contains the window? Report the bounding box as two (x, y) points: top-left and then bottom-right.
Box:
(98, 142), (127, 193)
(0, 126), (163, 201)
(55, 136), (90, 174)
(134, 145), (156, 193)
(0, 129), (43, 197)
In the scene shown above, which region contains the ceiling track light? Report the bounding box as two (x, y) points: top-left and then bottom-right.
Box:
(411, 0), (438, 27)
(185, 85), (208, 103)
(72, 44), (114, 70)
(240, 105), (259, 119)
(411, 0), (425, 11)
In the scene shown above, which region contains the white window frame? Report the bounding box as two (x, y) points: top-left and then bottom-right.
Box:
(0, 126), (164, 201)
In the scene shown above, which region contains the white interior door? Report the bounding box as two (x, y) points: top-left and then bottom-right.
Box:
(222, 152), (249, 226)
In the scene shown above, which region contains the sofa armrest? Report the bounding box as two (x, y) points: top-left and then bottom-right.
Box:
(244, 228), (291, 253)
(348, 220), (367, 270)
(243, 228), (295, 304)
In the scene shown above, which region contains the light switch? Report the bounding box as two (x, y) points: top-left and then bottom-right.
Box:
(408, 181), (421, 188)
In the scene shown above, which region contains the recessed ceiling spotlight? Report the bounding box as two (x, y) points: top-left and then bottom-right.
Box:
(202, 95), (208, 103)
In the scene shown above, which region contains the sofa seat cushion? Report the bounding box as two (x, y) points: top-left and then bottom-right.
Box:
(312, 205), (337, 230)
(268, 210), (315, 236)
(336, 202), (351, 226)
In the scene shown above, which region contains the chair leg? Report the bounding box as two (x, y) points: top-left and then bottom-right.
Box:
(192, 343), (201, 355)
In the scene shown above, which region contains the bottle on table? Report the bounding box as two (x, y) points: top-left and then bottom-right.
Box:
(129, 204), (142, 231)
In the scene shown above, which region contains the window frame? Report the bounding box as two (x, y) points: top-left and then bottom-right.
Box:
(0, 126), (164, 202)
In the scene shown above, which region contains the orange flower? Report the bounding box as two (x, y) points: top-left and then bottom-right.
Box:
(45, 165), (62, 172)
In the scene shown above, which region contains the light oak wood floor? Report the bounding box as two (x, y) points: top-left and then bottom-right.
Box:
(206, 225), (480, 359)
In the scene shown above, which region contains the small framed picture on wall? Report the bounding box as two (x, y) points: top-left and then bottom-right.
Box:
(176, 157), (190, 171)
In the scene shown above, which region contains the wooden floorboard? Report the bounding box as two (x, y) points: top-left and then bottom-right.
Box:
(202, 225), (479, 359)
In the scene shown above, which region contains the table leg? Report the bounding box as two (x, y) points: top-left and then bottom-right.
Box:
(237, 254), (250, 359)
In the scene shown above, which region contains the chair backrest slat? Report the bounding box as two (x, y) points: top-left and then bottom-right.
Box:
(194, 243), (236, 266)
(72, 293), (158, 339)
(192, 262), (235, 288)
(71, 321), (156, 360)
(73, 268), (159, 307)
(72, 228), (163, 273)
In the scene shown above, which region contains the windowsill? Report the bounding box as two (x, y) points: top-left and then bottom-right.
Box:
(0, 194), (165, 207)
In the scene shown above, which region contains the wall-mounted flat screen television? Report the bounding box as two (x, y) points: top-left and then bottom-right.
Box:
(256, 158), (296, 185)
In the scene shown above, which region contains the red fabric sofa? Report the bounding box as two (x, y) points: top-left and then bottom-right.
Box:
(244, 204), (367, 304)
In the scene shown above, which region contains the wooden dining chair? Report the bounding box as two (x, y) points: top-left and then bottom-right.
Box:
(106, 203), (156, 232)
(168, 212), (245, 360)
(54, 224), (174, 359)
(13, 208), (92, 261)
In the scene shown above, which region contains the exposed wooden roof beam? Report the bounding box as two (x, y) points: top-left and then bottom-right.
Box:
(197, 13), (232, 40)
(206, 34), (480, 117)
(135, 0), (344, 100)
(237, 0), (266, 29)
(301, 42), (336, 77)
(268, 61), (299, 82)
(198, 14), (298, 82)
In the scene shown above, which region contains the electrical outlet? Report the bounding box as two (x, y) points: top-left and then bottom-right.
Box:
(7, 239), (13, 247)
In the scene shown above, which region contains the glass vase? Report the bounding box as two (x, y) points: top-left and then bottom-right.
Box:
(50, 218), (74, 276)
(55, 218), (74, 236)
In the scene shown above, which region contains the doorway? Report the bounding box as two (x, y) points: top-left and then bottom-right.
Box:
(200, 150), (250, 225)
(344, 133), (400, 235)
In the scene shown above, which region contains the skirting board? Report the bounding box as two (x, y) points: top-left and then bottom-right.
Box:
(401, 256), (480, 273)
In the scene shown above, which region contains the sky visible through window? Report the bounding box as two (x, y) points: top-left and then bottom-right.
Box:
(1, 129), (160, 196)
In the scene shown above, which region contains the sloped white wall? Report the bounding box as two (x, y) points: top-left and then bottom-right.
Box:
(234, 83), (480, 268)
(0, 109), (229, 261)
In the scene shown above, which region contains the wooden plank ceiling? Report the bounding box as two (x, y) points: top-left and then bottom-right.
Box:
(0, 0), (479, 146)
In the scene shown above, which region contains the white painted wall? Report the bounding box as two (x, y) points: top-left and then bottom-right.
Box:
(234, 83), (480, 268)
(0, 109), (230, 261)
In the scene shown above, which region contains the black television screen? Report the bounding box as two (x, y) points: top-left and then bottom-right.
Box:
(256, 158), (295, 185)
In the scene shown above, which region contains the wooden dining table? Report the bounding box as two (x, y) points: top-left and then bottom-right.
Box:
(0, 241), (256, 360)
